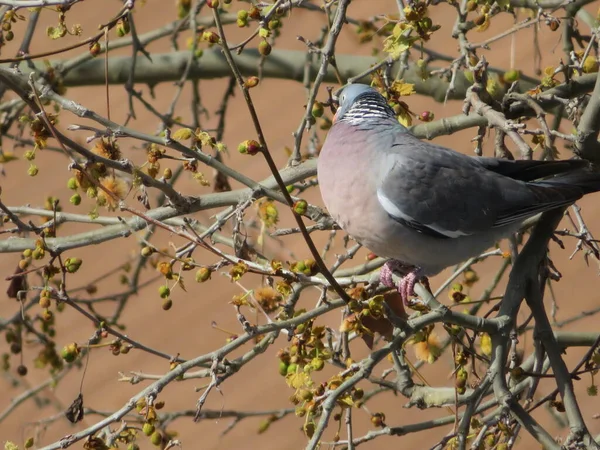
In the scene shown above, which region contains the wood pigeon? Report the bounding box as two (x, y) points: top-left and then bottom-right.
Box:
(317, 84), (600, 303)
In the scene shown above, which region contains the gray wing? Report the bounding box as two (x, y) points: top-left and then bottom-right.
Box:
(377, 135), (576, 239)
(476, 157), (590, 182)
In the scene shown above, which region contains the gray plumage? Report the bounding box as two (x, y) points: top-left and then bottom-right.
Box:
(317, 84), (600, 285)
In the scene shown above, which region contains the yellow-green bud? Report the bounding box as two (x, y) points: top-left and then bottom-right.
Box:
(158, 285), (170, 298)
(142, 422), (155, 436)
(67, 177), (78, 190)
(238, 139), (261, 155)
(70, 193), (82, 206)
(311, 102), (324, 118)
(28, 164), (38, 176)
(195, 267), (212, 282)
(61, 343), (79, 363)
(258, 40), (272, 56)
(65, 257), (82, 273)
(293, 199), (308, 215)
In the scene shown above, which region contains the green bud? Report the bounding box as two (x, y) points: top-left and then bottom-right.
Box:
(158, 285), (170, 298)
(69, 193), (82, 206)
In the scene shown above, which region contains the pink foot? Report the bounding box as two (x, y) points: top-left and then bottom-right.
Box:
(380, 260), (426, 305)
(380, 260), (400, 288)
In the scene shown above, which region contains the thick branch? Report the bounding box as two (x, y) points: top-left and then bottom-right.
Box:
(3, 49), (534, 103)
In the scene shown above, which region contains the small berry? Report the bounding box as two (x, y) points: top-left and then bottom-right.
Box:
(258, 40), (272, 56)
(17, 364), (28, 376)
(202, 31), (219, 44)
(503, 68), (521, 83)
(370, 412), (386, 427)
(150, 431), (162, 446)
(268, 19), (281, 30)
(116, 18), (130, 37)
(238, 139), (261, 155)
(70, 193), (82, 206)
(195, 267), (212, 282)
(28, 164), (38, 177)
(419, 111), (434, 122)
(142, 422), (155, 436)
(89, 42), (101, 56)
(32, 247), (45, 260)
(292, 199), (308, 215)
(39, 296), (51, 309)
(158, 285), (170, 299)
(311, 102), (324, 118)
(86, 186), (97, 198)
(278, 361), (288, 376)
(248, 5), (261, 19)
(237, 10), (248, 27)
(64, 257), (82, 273)
(311, 358), (324, 371)
(244, 76), (259, 89)
(61, 343), (79, 363)
(67, 177), (79, 190)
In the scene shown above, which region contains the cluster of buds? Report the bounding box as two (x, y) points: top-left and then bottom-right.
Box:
(238, 139), (262, 155)
(289, 259), (318, 276)
(137, 397), (166, 447)
(402, 1), (440, 41)
(108, 339), (131, 356)
(1, 9), (25, 43)
(340, 295), (385, 336)
(20, 112), (58, 154)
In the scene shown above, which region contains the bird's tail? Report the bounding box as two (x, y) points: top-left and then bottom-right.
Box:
(533, 169), (600, 202)
(545, 170), (600, 192)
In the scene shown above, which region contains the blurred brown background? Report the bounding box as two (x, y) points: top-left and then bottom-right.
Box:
(1, 0), (599, 448)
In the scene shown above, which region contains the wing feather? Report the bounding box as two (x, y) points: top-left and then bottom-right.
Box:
(377, 134), (580, 238)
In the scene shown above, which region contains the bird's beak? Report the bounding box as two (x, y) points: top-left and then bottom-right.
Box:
(332, 110), (338, 123)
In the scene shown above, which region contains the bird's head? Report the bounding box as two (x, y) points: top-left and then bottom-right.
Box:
(333, 84), (404, 129)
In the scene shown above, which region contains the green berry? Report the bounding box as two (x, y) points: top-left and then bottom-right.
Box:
(158, 285), (170, 299)
(70, 193), (82, 206)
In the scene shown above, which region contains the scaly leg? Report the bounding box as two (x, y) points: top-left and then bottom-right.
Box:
(380, 260), (428, 305)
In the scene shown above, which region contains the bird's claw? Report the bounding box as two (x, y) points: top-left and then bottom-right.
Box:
(380, 260), (426, 305)
(379, 260), (398, 288)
